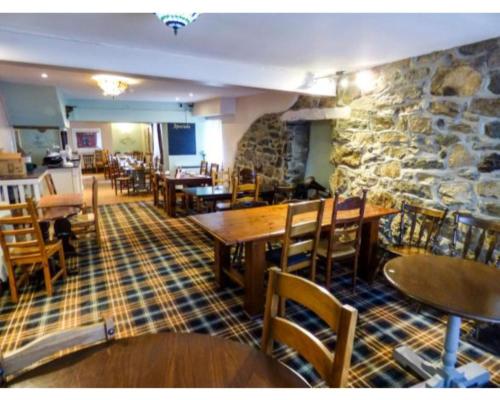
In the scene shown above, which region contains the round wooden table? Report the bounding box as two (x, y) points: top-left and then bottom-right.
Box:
(384, 255), (500, 388)
(9, 332), (309, 388)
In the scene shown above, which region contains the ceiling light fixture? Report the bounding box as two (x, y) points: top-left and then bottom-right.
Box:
(355, 70), (375, 92)
(189, 92), (194, 97)
(156, 13), (199, 35)
(41, 73), (48, 79)
(92, 74), (136, 97)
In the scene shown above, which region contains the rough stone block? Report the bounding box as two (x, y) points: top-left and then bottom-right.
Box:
(430, 65), (482, 96)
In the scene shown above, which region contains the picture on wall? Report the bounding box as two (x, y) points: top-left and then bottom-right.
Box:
(72, 128), (102, 150)
(167, 123), (196, 155)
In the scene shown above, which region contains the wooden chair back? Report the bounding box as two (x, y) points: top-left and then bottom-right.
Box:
(212, 167), (231, 187)
(262, 268), (358, 387)
(94, 149), (104, 163)
(328, 191), (367, 262)
(451, 212), (499, 266)
(43, 173), (57, 195)
(0, 318), (115, 383)
(397, 202), (448, 251)
(238, 167), (256, 184)
(209, 163), (219, 184)
(132, 151), (143, 161)
(279, 199), (325, 278)
(144, 152), (152, 165)
(325, 191), (367, 290)
(200, 160), (208, 175)
(231, 174), (261, 205)
(0, 199), (47, 266)
(82, 154), (95, 170)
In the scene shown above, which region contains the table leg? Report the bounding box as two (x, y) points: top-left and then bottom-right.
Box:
(166, 182), (176, 217)
(214, 240), (230, 288)
(394, 315), (490, 388)
(244, 241), (266, 316)
(358, 219), (379, 282)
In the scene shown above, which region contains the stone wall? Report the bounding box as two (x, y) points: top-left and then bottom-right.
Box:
(234, 95), (336, 184)
(331, 37), (500, 247)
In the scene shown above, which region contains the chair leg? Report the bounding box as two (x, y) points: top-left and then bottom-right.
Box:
(42, 261), (53, 296)
(352, 255), (359, 293)
(58, 247), (67, 279)
(95, 221), (102, 247)
(310, 260), (316, 283)
(325, 257), (333, 290)
(7, 264), (19, 303)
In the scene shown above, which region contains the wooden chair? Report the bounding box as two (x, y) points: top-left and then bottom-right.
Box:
(82, 154), (95, 173)
(450, 212), (499, 266)
(0, 199), (67, 303)
(266, 199), (325, 282)
(209, 163), (219, 180)
(130, 168), (150, 194)
(70, 176), (101, 247)
(102, 150), (111, 179)
(43, 173), (57, 195)
(200, 160), (208, 176)
(0, 318), (115, 383)
(375, 203), (448, 279)
(317, 191), (367, 291)
(389, 202), (448, 256)
(215, 174), (262, 212)
(237, 167), (256, 184)
(94, 150), (105, 172)
(262, 268), (358, 388)
(212, 167), (231, 187)
(110, 160), (131, 196)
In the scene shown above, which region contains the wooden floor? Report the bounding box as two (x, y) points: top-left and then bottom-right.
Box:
(83, 173), (153, 206)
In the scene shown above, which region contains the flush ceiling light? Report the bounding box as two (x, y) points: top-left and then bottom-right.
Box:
(156, 13), (199, 35)
(92, 74), (136, 97)
(41, 73), (48, 79)
(339, 77), (349, 89)
(355, 70), (375, 92)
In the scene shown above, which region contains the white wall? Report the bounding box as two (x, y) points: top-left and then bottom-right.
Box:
(220, 91), (298, 168)
(0, 97), (15, 152)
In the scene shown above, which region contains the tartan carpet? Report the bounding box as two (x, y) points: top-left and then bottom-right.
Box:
(0, 201), (498, 388)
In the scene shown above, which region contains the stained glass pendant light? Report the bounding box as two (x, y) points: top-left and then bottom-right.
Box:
(156, 13), (199, 35)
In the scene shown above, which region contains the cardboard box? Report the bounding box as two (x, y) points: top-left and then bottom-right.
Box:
(0, 152), (27, 177)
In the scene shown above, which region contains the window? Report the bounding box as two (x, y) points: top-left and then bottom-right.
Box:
(202, 119), (223, 164)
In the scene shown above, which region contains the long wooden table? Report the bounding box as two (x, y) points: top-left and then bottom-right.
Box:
(191, 199), (398, 315)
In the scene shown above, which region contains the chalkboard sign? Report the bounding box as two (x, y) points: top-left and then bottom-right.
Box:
(167, 123), (196, 155)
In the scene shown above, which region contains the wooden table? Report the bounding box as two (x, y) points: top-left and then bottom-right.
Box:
(182, 184), (275, 210)
(37, 193), (84, 209)
(384, 255), (500, 388)
(163, 175), (213, 217)
(9, 332), (308, 388)
(191, 199), (398, 315)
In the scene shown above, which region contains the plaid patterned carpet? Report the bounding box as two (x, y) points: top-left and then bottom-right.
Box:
(0, 201), (499, 388)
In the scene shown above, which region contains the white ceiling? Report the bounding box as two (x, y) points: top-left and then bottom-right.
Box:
(0, 13), (499, 98)
(0, 61), (262, 102)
